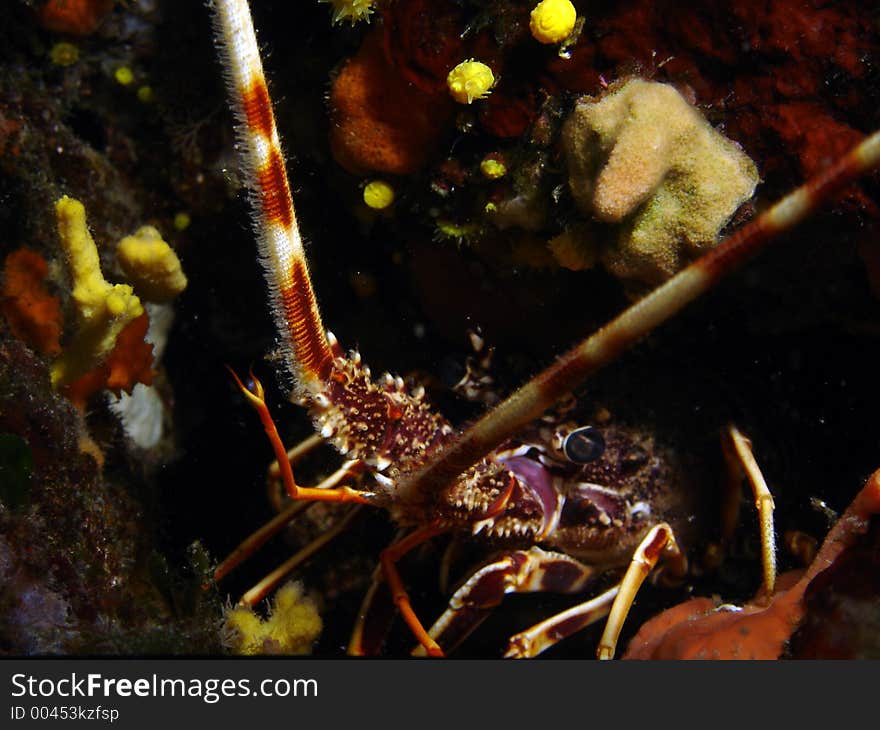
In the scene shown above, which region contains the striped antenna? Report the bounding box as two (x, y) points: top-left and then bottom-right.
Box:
(209, 0), (333, 393)
(398, 130), (880, 502)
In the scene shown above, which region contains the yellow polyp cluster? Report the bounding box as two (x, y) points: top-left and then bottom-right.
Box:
(221, 582), (322, 655)
(530, 0), (577, 45)
(480, 157), (507, 180)
(136, 85), (154, 103)
(320, 0), (375, 25)
(173, 211), (191, 231)
(434, 219), (482, 244)
(116, 225), (188, 304)
(447, 60), (495, 104)
(49, 42), (79, 67)
(114, 66), (134, 86)
(363, 179), (395, 210)
(50, 196), (144, 387)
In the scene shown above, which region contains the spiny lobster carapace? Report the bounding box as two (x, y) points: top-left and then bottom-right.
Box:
(208, 0), (880, 658)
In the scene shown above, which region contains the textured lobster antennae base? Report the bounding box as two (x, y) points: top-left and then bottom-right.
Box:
(209, 0), (333, 393)
(397, 130), (880, 504)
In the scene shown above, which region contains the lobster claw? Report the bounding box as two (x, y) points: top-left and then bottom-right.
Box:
(226, 365), (266, 406)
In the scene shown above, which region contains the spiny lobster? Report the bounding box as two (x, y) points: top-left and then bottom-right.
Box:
(208, 0), (880, 658)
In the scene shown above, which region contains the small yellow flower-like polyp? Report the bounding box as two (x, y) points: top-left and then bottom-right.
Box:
(530, 0), (577, 45)
(447, 60), (495, 104)
(363, 180), (395, 210)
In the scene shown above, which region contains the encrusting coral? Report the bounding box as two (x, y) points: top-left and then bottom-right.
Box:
(38, 0), (115, 37)
(221, 582), (322, 655)
(561, 78), (759, 288)
(329, 30), (455, 175)
(1, 249), (63, 357)
(62, 311), (155, 410)
(50, 196), (145, 388)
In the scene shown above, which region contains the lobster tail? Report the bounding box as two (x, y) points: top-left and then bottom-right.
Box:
(209, 0), (333, 392)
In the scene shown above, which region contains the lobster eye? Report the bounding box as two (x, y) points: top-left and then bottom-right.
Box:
(563, 426), (606, 463)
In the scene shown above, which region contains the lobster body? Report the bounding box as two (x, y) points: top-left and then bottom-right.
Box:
(312, 348), (692, 569)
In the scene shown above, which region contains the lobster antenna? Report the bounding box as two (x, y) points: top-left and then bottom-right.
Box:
(209, 0), (334, 394)
(398, 131), (880, 502)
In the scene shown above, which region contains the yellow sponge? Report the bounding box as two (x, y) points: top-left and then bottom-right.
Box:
(51, 196), (144, 387)
(117, 225), (187, 303)
(221, 582), (322, 655)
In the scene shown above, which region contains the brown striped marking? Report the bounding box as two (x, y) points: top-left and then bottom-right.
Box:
(550, 611), (602, 645)
(256, 146), (295, 230)
(241, 78), (275, 142)
(532, 326), (628, 405)
(642, 525), (672, 562)
(282, 260), (333, 380)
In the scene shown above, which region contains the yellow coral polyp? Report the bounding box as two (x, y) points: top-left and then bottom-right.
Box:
(320, 0), (374, 25)
(447, 60), (495, 105)
(530, 0), (577, 45)
(363, 179), (395, 210)
(49, 42), (79, 67)
(116, 225), (188, 304)
(435, 219), (481, 244)
(114, 66), (134, 86)
(480, 157), (507, 180)
(221, 582), (322, 655)
(51, 196), (144, 387)
(173, 211), (191, 231)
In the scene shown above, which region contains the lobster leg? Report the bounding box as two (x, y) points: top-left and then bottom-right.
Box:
(721, 424), (777, 596)
(229, 368), (373, 505)
(239, 505), (363, 607)
(597, 522), (687, 659)
(507, 426), (780, 658)
(213, 459), (365, 584)
(504, 586), (620, 658)
(413, 547), (598, 656)
(266, 432), (325, 513)
(223, 369), (375, 604)
(347, 563), (396, 657)
(380, 523), (449, 657)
